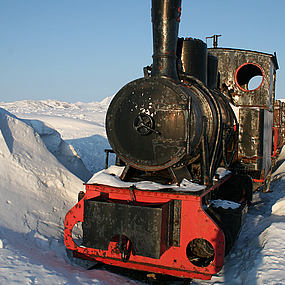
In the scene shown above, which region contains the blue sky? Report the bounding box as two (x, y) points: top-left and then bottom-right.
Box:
(1, 0), (284, 103)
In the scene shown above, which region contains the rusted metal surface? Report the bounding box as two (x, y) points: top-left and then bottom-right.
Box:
(106, 76), (200, 172)
(178, 37), (207, 85)
(208, 47), (278, 188)
(208, 48), (278, 109)
(239, 108), (273, 174)
(82, 198), (175, 259)
(282, 102), (285, 144)
(106, 73), (236, 185)
(272, 100), (284, 164)
(273, 100), (281, 131)
(273, 101), (282, 148)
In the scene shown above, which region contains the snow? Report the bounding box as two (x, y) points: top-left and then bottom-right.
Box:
(210, 199), (240, 210)
(214, 167), (231, 180)
(1, 98), (285, 284)
(88, 165), (206, 192)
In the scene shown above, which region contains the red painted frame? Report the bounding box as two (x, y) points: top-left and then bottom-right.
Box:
(272, 126), (278, 158)
(64, 178), (228, 280)
(234, 62), (265, 92)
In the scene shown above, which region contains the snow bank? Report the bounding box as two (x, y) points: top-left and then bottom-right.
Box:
(0, 99), (144, 284)
(0, 108), (82, 236)
(0, 99), (113, 174)
(23, 118), (92, 182)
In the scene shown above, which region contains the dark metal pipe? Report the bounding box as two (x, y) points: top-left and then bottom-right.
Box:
(151, 0), (182, 80)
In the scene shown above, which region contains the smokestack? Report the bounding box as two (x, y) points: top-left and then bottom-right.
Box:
(151, 0), (182, 81)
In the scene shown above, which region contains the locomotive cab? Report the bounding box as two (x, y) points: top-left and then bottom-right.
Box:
(209, 48), (279, 191)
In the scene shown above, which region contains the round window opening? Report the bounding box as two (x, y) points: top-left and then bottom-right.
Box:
(186, 238), (215, 267)
(235, 63), (264, 91)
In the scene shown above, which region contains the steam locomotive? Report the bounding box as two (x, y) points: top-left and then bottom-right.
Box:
(64, 0), (281, 280)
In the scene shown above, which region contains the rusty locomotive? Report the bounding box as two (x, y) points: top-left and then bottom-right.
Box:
(64, 0), (282, 280)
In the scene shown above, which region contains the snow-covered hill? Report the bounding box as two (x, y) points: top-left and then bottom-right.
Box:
(1, 98), (113, 174)
(1, 98), (285, 284)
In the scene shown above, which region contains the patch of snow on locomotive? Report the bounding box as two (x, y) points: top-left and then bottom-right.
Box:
(87, 165), (207, 192)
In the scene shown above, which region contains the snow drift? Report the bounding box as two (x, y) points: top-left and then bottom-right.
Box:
(0, 108), (82, 237)
(0, 100), (142, 284)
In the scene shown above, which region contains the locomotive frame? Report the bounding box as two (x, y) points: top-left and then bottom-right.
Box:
(64, 0), (281, 281)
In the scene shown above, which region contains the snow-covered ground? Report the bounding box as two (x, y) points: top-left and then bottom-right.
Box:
(1, 98), (285, 284)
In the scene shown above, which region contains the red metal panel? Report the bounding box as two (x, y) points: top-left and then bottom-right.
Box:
(64, 184), (226, 280)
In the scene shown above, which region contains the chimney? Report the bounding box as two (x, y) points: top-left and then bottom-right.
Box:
(151, 0), (182, 81)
